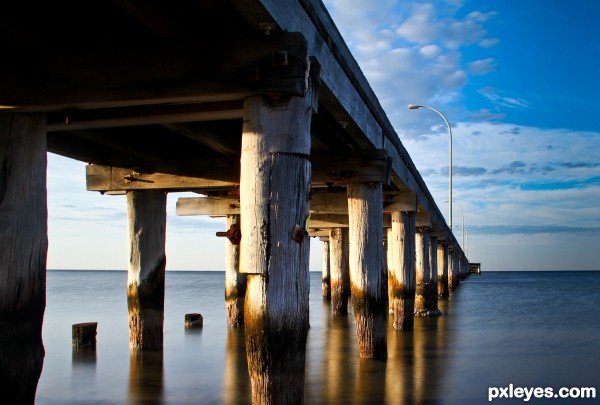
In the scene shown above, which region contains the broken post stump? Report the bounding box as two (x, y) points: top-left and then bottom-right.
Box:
(185, 313), (204, 328)
(72, 322), (98, 347)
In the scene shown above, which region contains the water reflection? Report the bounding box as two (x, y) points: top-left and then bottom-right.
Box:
(224, 328), (251, 405)
(128, 351), (164, 405)
(71, 346), (97, 392)
(303, 295), (452, 404)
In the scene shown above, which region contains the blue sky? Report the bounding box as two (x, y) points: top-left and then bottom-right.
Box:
(47, 0), (600, 271)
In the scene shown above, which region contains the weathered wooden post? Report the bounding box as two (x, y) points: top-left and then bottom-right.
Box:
(0, 113), (47, 404)
(385, 227), (393, 311)
(72, 322), (98, 347)
(388, 211), (416, 330)
(240, 43), (318, 403)
(224, 214), (246, 327)
(415, 227), (441, 316)
(321, 237), (331, 299)
(127, 190), (167, 350)
(437, 242), (449, 298)
(347, 182), (387, 359)
(329, 228), (350, 315)
(448, 247), (455, 292)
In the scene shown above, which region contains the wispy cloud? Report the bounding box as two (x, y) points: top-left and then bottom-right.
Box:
(478, 86), (530, 109)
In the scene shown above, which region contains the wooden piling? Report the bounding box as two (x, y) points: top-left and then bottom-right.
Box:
(127, 190), (167, 351)
(241, 87), (314, 403)
(224, 215), (246, 327)
(347, 182), (387, 359)
(437, 243), (449, 298)
(388, 211), (416, 330)
(429, 235), (441, 311)
(415, 229), (441, 316)
(184, 313), (203, 328)
(322, 239), (331, 299)
(72, 322), (98, 347)
(329, 228), (350, 315)
(0, 113), (47, 404)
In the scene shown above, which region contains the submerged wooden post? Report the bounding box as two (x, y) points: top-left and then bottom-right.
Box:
(0, 113), (47, 404)
(241, 58), (317, 403)
(388, 211), (416, 330)
(127, 190), (167, 350)
(224, 215), (246, 327)
(415, 228), (441, 316)
(329, 228), (350, 315)
(437, 243), (449, 298)
(347, 182), (387, 359)
(72, 322), (98, 347)
(321, 238), (331, 299)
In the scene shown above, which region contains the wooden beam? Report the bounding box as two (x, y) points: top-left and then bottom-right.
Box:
(2, 33), (309, 111)
(47, 101), (244, 132)
(164, 122), (241, 157)
(86, 160), (239, 192)
(309, 192), (347, 214)
(176, 197), (240, 216)
(383, 191), (417, 212)
(312, 150), (391, 185)
(416, 212), (432, 228)
(176, 192), (413, 216)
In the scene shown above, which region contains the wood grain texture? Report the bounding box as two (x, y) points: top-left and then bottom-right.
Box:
(0, 113), (47, 404)
(225, 215), (246, 327)
(329, 228), (350, 316)
(127, 190), (167, 350)
(415, 229), (441, 316)
(347, 182), (387, 359)
(241, 86), (314, 403)
(389, 211), (416, 330)
(437, 243), (449, 298)
(321, 240), (331, 299)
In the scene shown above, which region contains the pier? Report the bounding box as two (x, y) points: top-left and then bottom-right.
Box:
(1, 0), (472, 403)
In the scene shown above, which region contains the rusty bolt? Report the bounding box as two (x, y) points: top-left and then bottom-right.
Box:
(216, 223), (241, 245)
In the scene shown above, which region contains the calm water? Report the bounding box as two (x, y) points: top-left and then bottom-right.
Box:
(37, 271), (600, 404)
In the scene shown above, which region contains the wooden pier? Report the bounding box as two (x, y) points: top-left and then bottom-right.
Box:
(1, 1), (472, 403)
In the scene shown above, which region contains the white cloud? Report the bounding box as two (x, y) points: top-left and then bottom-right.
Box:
(479, 37), (500, 48)
(467, 58), (496, 75)
(419, 44), (442, 58)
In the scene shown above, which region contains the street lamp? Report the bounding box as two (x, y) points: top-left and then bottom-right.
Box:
(408, 104), (453, 231)
(446, 200), (464, 253)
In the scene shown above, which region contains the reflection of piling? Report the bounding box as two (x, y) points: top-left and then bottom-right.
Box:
(126, 190), (167, 351)
(224, 329), (250, 405)
(72, 322), (98, 347)
(330, 228), (350, 315)
(348, 182), (387, 359)
(128, 351), (164, 404)
(0, 113), (47, 404)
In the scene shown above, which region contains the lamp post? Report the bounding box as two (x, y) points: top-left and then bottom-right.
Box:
(408, 104), (453, 231)
(446, 200), (465, 253)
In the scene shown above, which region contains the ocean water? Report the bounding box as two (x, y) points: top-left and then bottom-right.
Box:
(36, 270), (600, 404)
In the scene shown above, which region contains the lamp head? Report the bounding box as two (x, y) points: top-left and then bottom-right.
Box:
(408, 104), (421, 110)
